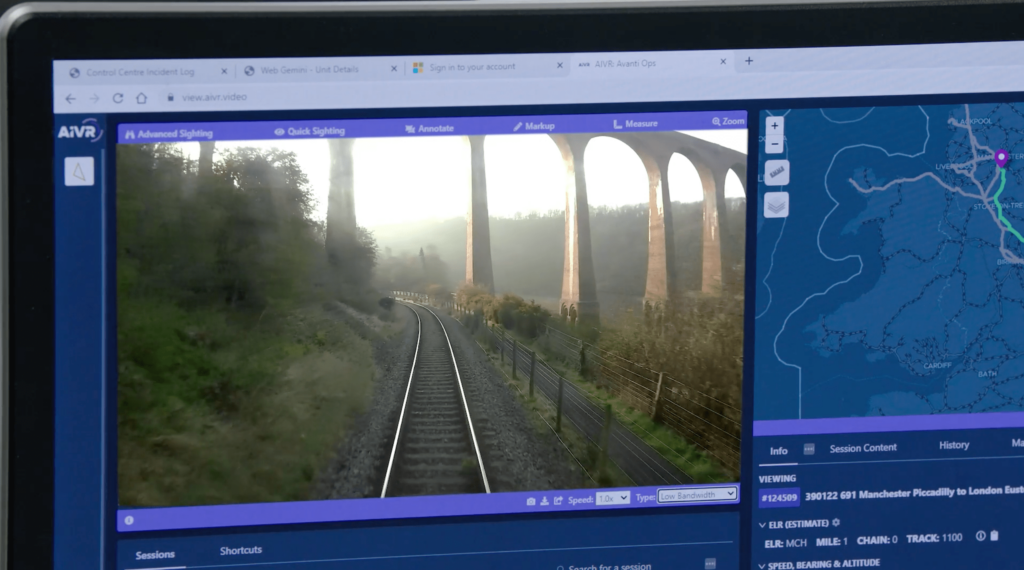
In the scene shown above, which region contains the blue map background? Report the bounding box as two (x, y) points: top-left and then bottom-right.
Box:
(754, 104), (1024, 421)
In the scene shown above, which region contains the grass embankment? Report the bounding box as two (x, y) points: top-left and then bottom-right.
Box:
(452, 312), (633, 488)
(514, 328), (733, 484)
(118, 299), (377, 507)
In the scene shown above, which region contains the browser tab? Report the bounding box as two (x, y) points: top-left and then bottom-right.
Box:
(401, 54), (568, 79)
(569, 50), (735, 77)
(54, 60), (227, 84)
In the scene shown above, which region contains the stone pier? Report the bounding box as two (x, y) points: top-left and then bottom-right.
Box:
(622, 132), (747, 296)
(198, 141), (215, 176)
(638, 150), (677, 313)
(465, 135), (495, 294)
(323, 129), (747, 312)
(550, 134), (600, 327)
(325, 139), (357, 264)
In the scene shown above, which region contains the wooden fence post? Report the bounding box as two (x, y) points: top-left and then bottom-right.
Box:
(499, 328), (505, 364)
(556, 376), (565, 432)
(597, 403), (613, 481)
(652, 371), (665, 422)
(512, 340), (519, 379)
(529, 350), (536, 398)
(579, 341), (586, 375)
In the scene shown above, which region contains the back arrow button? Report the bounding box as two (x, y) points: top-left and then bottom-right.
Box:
(65, 94), (75, 104)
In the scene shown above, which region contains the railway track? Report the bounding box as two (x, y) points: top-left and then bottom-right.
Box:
(381, 302), (491, 497)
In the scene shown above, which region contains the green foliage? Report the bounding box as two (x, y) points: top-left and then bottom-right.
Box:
(598, 294), (744, 477)
(456, 285), (551, 339)
(117, 301), (374, 506)
(328, 226), (380, 288)
(518, 331), (735, 483)
(118, 143), (324, 311)
(116, 143), (375, 506)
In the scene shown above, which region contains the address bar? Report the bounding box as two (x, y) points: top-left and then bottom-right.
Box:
(176, 91), (250, 104)
(55, 64), (1024, 115)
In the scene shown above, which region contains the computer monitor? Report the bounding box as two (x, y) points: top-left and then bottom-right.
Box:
(4, 1), (1024, 568)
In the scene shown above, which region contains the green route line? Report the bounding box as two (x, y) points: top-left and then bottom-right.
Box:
(994, 167), (1024, 243)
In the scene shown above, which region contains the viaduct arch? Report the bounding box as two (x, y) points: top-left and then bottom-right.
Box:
(324, 132), (746, 326)
(532, 132), (745, 326)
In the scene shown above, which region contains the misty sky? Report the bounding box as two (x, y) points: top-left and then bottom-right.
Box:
(179, 129), (746, 229)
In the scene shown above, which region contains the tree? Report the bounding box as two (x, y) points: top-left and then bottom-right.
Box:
(117, 143), (322, 312)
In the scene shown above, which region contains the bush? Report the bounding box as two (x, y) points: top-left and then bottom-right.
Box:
(455, 285), (551, 339)
(116, 143), (378, 506)
(597, 293), (743, 476)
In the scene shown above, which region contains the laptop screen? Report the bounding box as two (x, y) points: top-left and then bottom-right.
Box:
(51, 42), (1024, 570)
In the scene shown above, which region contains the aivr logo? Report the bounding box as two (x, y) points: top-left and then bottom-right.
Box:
(57, 118), (104, 142)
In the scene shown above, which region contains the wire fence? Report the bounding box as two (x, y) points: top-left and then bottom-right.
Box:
(539, 324), (741, 475)
(403, 294), (696, 486)
(483, 321), (693, 486)
(395, 292), (740, 480)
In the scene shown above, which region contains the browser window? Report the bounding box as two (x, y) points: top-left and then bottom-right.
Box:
(52, 42), (1024, 570)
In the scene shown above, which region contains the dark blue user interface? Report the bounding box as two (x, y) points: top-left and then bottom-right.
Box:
(752, 103), (1024, 569)
(54, 108), (748, 569)
(50, 86), (1024, 570)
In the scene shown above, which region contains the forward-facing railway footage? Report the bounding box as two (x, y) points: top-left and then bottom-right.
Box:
(116, 125), (747, 508)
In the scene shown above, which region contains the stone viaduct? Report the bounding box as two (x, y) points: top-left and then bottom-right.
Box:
(325, 139), (358, 267)
(325, 132), (746, 326)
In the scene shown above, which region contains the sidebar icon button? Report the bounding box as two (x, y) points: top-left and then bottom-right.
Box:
(64, 157), (95, 187)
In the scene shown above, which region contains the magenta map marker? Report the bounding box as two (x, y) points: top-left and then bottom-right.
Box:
(995, 149), (1010, 168)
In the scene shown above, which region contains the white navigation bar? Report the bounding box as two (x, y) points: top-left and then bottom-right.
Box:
(52, 41), (1024, 114)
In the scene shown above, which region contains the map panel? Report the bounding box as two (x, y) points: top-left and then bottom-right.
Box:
(754, 103), (1024, 421)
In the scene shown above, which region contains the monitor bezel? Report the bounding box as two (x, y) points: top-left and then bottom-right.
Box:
(5, 1), (1024, 568)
